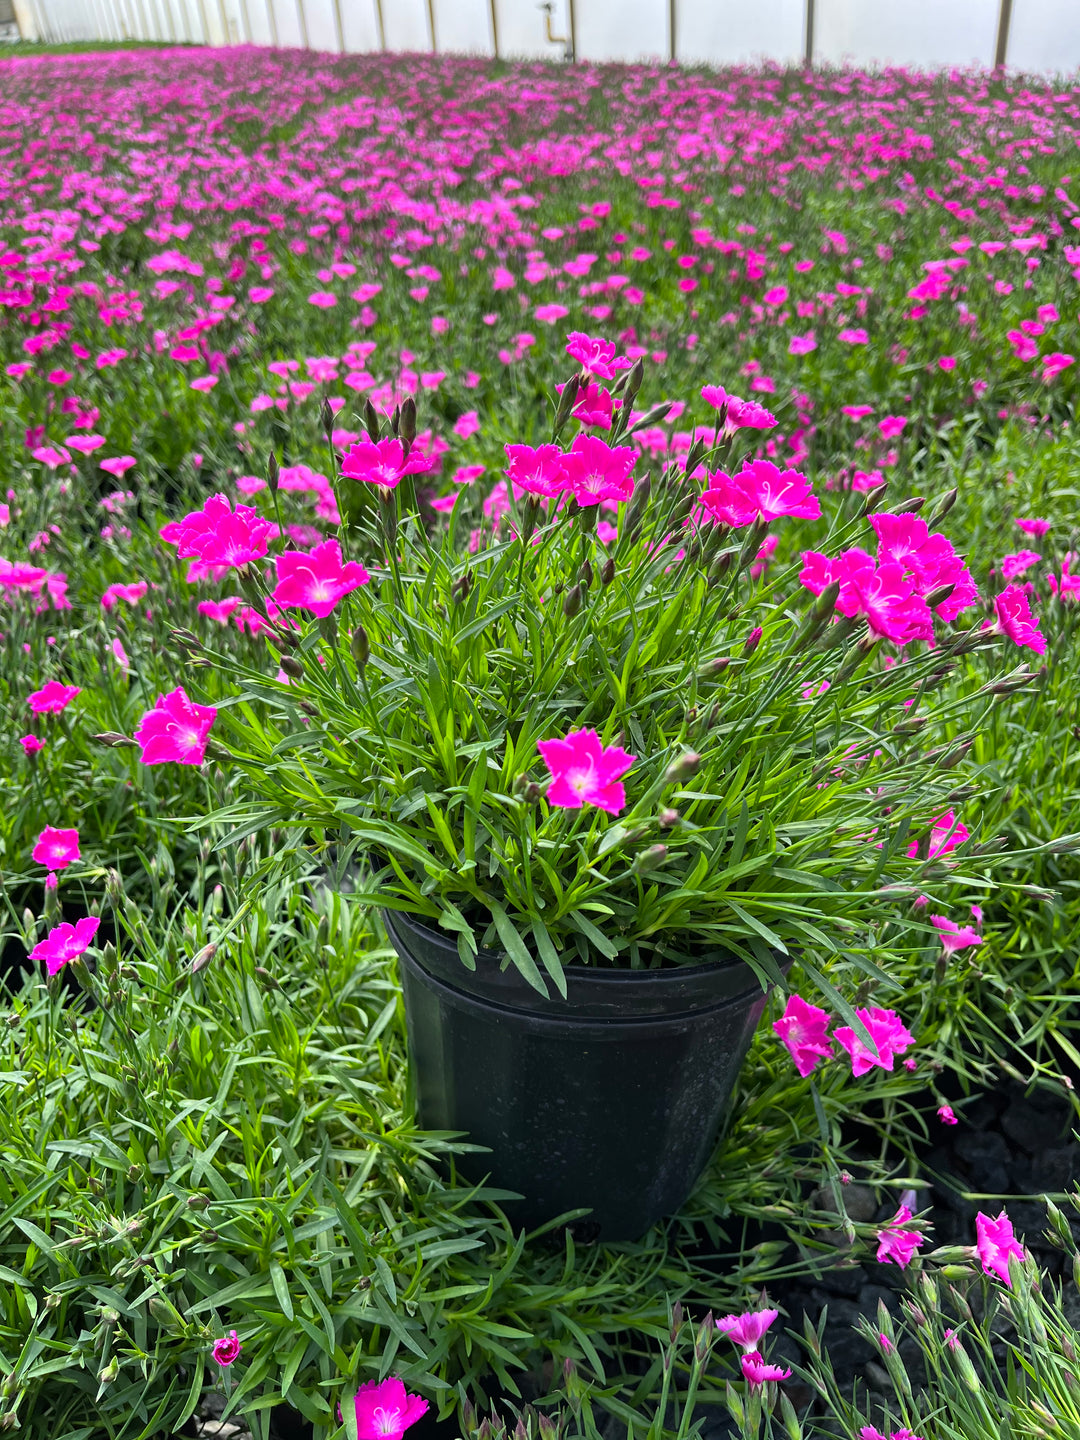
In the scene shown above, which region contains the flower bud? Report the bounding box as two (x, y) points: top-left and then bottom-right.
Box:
(665, 751), (701, 784)
(99, 1358), (119, 1385)
(897, 495), (925, 514)
(148, 1296), (185, 1330)
(600, 556), (616, 586)
(389, 403), (400, 437)
(743, 626), (763, 657)
(858, 480), (890, 517)
(926, 582), (956, 610)
(562, 583), (583, 618)
(362, 399), (380, 442)
(632, 844), (669, 873)
(929, 487), (958, 525)
(267, 450), (280, 493)
(186, 1193), (211, 1209)
(451, 572), (472, 605)
(623, 471), (651, 541)
(254, 966), (283, 992)
(683, 437), (706, 478)
(400, 396), (417, 446)
(553, 373), (581, 436)
(351, 625), (370, 668)
(626, 400), (673, 436)
(191, 943), (216, 975)
(578, 559), (594, 589)
(659, 807), (680, 828)
(320, 396), (334, 445)
(522, 782), (542, 804)
(280, 655), (305, 680)
(93, 732), (138, 748)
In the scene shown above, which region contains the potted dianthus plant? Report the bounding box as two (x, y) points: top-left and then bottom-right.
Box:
(158, 332), (1043, 1239)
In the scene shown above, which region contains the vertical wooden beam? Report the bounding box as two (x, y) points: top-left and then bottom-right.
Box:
(426, 0), (435, 50)
(489, 0), (498, 57)
(668, 0), (675, 61)
(994, 0), (1013, 68)
(566, 0), (575, 62)
(330, 0), (344, 50)
(295, 0), (308, 47)
(373, 0), (385, 49)
(804, 0), (815, 66)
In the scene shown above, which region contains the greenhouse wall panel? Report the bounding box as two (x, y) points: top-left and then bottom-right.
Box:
(1008, 0), (1080, 75)
(434, 0), (494, 56)
(575, 0), (669, 62)
(492, 0), (570, 58)
(675, 0), (804, 67)
(814, 0), (999, 70)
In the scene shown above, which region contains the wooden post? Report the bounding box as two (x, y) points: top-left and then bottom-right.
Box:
(489, 0), (498, 57)
(295, 0), (308, 47)
(994, 0), (1013, 67)
(330, 0), (344, 50)
(668, 0), (675, 61)
(426, 0), (435, 50)
(566, 0), (575, 62)
(373, 0), (384, 48)
(804, 0), (815, 66)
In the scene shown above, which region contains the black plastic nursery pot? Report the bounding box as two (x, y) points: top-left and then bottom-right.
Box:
(385, 908), (776, 1241)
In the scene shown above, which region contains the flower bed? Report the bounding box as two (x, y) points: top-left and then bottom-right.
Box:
(1, 41), (1080, 1440)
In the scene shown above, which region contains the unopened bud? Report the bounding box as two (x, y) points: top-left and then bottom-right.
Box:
(363, 399), (380, 442)
(279, 655), (304, 680)
(254, 966), (283, 992)
(627, 401), (673, 435)
(743, 625), (763, 656)
(553, 373), (581, 435)
(632, 844), (668, 874)
(320, 397), (334, 443)
(929, 487), (958, 525)
(389, 403), (400, 437)
(99, 1358), (119, 1385)
(623, 471), (651, 541)
(267, 451), (280, 493)
(578, 559), (593, 589)
(659, 807), (680, 827)
(562, 583), (583, 618)
(186, 1194), (211, 1210)
(897, 495), (925, 514)
(665, 751), (701, 784)
(399, 396), (417, 446)
(94, 731), (138, 748)
(451, 573), (472, 605)
(522, 782), (542, 804)
(926, 582), (956, 610)
(600, 556), (616, 586)
(623, 357), (644, 409)
(351, 625), (370, 668)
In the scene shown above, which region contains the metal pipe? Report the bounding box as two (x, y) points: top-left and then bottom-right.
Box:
(804, 0), (815, 66)
(295, 0), (308, 48)
(668, 0), (675, 61)
(373, 0), (384, 49)
(994, 0), (1013, 68)
(566, 0), (575, 62)
(426, 0), (435, 50)
(330, 0), (344, 50)
(489, 0), (498, 57)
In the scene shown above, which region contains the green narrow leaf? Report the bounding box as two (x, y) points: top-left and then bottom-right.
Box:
(488, 900), (548, 996)
(268, 1260), (294, 1322)
(531, 920), (567, 998)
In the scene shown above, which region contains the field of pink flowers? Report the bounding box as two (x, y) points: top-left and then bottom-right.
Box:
(4, 40), (1080, 1440)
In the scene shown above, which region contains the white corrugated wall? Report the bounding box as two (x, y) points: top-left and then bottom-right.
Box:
(10, 0), (1080, 74)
